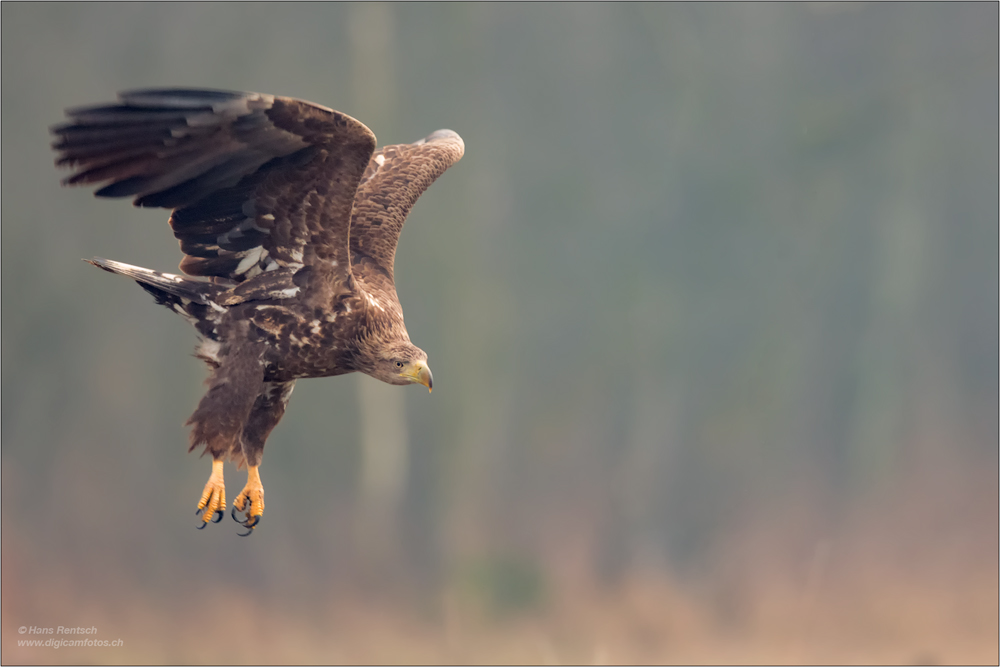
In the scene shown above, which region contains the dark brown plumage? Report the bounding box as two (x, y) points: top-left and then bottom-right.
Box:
(52, 88), (464, 533)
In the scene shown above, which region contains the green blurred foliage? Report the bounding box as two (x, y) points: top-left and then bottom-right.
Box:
(458, 555), (546, 618)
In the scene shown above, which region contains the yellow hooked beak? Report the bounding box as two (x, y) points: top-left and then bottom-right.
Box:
(403, 361), (434, 392)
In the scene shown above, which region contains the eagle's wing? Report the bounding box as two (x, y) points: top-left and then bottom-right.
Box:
(349, 129), (465, 281)
(52, 88), (376, 284)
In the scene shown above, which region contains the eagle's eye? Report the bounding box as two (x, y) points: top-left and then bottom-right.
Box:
(395, 361), (404, 368)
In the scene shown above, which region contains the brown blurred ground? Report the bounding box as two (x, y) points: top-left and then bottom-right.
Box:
(4, 457), (995, 665)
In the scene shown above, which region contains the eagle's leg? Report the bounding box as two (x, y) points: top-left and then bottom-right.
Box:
(195, 459), (226, 527)
(232, 381), (296, 535)
(232, 466), (264, 536)
(186, 338), (266, 529)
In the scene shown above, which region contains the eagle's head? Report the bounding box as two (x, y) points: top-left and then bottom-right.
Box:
(367, 340), (433, 391)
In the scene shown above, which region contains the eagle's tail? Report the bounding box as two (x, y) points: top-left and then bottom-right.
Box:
(86, 257), (227, 343)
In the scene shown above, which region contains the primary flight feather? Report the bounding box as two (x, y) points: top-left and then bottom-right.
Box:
(51, 88), (464, 534)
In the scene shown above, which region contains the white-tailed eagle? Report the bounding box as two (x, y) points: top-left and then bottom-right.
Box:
(51, 88), (464, 535)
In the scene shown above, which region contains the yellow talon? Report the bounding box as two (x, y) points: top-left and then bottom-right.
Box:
(232, 465), (264, 533)
(196, 459), (226, 525)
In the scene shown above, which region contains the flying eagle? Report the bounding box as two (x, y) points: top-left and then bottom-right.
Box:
(51, 88), (464, 534)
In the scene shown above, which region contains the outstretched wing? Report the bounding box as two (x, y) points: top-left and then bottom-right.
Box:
(349, 129), (465, 281)
(52, 88), (376, 284)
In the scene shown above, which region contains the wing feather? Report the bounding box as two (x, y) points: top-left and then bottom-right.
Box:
(52, 88), (376, 287)
(350, 129), (464, 281)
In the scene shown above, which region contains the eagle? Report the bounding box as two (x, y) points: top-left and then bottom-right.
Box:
(51, 88), (464, 535)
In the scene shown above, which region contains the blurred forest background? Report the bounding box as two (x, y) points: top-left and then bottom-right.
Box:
(2, 3), (997, 664)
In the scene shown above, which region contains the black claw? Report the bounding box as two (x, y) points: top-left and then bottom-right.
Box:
(236, 515), (260, 536)
(196, 505), (223, 527)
